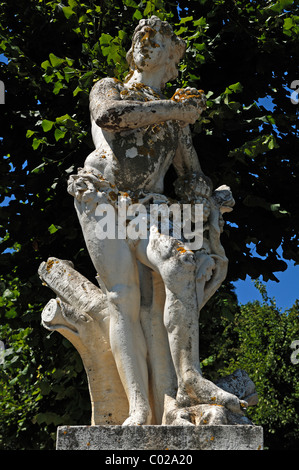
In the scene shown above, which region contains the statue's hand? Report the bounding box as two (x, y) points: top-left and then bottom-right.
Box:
(171, 87), (206, 126)
(196, 252), (216, 282)
(172, 87), (206, 108)
(212, 185), (235, 214)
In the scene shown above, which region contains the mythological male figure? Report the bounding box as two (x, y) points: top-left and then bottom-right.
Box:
(68, 16), (246, 425)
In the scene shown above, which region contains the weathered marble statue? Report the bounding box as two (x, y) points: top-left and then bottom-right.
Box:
(39, 16), (258, 427)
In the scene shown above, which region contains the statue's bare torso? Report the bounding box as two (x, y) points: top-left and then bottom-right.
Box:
(85, 78), (180, 193)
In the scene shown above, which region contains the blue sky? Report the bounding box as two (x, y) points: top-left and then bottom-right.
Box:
(233, 262), (299, 311)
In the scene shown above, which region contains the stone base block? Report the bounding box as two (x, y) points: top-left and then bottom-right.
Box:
(56, 425), (263, 451)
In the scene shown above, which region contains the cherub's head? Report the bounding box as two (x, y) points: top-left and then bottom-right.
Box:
(126, 16), (186, 88)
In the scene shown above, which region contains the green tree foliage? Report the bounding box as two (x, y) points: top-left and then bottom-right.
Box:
(0, 277), (91, 449)
(214, 284), (299, 450)
(0, 0), (298, 449)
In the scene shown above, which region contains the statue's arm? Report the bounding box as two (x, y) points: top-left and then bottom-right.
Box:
(89, 78), (199, 131)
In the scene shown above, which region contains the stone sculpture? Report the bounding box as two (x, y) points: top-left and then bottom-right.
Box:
(39, 16), (257, 427)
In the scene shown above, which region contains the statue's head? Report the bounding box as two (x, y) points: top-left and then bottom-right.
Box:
(126, 16), (186, 88)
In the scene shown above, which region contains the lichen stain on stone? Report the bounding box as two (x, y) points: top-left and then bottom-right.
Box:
(140, 27), (159, 46)
(108, 190), (118, 201)
(171, 88), (205, 103)
(120, 82), (160, 103)
(46, 259), (54, 272)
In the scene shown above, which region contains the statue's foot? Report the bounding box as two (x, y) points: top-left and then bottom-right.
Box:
(177, 372), (247, 414)
(122, 408), (152, 426)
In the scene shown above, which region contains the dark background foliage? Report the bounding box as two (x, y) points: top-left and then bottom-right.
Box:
(0, 0), (298, 450)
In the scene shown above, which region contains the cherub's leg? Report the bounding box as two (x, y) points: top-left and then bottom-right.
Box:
(137, 233), (247, 414)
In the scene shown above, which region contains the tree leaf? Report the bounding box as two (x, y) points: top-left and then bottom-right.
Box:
(54, 128), (66, 141)
(53, 81), (64, 95)
(41, 119), (54, 132)
(32, 138), (43, 150)
(49, 53), (65, 68)
(229, 82), (243, 94)
(62, 6), (75, 20)
(26, 129), (35, 138)
(31, 163), (45, 173)
(180, 16), (193, 24)
(48, 224), (61, 234)
(41, 60), (51, 71)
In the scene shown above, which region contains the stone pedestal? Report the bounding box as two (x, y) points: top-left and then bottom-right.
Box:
(56, 425), (263, 451)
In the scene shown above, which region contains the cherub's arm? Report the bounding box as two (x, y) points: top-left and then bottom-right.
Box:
(172, 124), (202, 176)
(90, 78), (200, 131)
(196, 202), (228, 311)
(171, 88), (206, 177)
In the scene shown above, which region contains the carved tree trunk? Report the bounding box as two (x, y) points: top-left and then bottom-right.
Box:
(39, 257), (179, 426)
(39, 257), (129, 425)
(39, 258), (256, 428)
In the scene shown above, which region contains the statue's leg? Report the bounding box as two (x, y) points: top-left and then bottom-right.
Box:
(139, 265), (177, 423)
(136, 232), (247, 414)
(74, 200), (151, 425)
